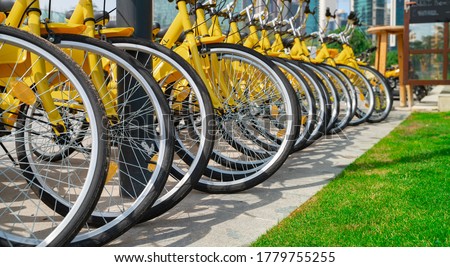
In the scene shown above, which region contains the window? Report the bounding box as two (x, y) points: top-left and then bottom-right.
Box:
(409, 23), (444, 50)
(406, 2), (450, 84)
(409, 53), (443, 80)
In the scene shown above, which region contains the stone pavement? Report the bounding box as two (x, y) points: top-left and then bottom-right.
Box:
(411, 85), (448, 112)
(108, 109), (411, 247)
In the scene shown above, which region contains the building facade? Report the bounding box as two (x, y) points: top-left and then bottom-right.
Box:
(352, 0), (390, 27)
(319, 0), (338, 31)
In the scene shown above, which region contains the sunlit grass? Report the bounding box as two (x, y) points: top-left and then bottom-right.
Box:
(252, 112), (450, 247)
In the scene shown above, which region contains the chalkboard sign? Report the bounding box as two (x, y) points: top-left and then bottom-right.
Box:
(410, 0), (450, 23)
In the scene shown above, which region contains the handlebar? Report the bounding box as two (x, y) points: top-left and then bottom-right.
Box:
(347, 11), (357, 20)
(304, 4), (315, 15)
(325, 7), (336, 19)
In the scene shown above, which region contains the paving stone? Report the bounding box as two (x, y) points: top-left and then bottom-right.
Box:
(108, 110), (410, 247)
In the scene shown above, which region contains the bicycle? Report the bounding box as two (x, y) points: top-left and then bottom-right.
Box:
(281, 2), (365, 129)
(326, 12), (392, 123)
(0, 24), (109, 246)
(4, 0), (175, 246)
(202, 0), (320, 151)
(154, 0), (300, 193)
(64, 2), (216, 220)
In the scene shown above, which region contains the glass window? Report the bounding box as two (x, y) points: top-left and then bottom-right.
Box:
(409, 23), (445, 50)
(409, 53), (443, 80)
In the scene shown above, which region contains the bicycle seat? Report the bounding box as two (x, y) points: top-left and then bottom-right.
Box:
(367, 46), (377, 53)
(153, 22), (161, 31)
(21, 23), (87, 35)
(0, 0), (14, 13)
(155, 27), (186, 44)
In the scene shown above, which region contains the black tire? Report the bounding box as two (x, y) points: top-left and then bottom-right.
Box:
(194, 43), (299, 193)
(388, 77), (397, 90)
(320, 64), (357, 133)
(414, 85), (427, 102)
(51, 34), (174, 246)
(109, 37), (215, 221)
(301, 63), (340, 133)
(0, 26), (109, 246)
(270, 57), (316, 152)
(337, 64), (375, 126)
(288, 61), (330, 148)
(315, 64), (353, 134)
(358, 65), (393, 123)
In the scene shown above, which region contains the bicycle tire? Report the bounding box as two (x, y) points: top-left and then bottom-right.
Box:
(321, 64), (357, 121)
(337, 64), (375, 126)
(301, 63), (340, 133)
(287, 61), (330, 148)
(0, 26), (109, 246)
(108, 37), (215, 221)
(44, 34), (174, 246)
(358, 65), (393, 123)
(194, 43), (299, 193)
(316, 64), (354, 134)
(270, 57), (316, 152)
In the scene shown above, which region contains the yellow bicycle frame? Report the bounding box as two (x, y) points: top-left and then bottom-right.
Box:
(158, 0), (239, 110)
(220, 1), (290, 59)
(64, 0), (118, 116)
(195, 3), (269, 107)
(4, 0), (68, 134)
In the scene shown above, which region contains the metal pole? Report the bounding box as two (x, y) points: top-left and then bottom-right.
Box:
(116, 0), (153, 197)
(117, 0), (153, 39)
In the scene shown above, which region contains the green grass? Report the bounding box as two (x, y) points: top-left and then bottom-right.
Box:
(251, 112), (450, 247)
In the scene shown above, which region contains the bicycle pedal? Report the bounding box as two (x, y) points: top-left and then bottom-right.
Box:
(277, 129), (286, 138)
(0, 94), (19, 131)
(301, 115), (308, 125)
(270, 105), (279, 117)
(9, 80), (36, 105)
(105, 161), (119, 184)
(147, 154), (158, 172)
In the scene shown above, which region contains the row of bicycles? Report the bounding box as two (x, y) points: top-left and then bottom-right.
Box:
(0, 0), (392, 246)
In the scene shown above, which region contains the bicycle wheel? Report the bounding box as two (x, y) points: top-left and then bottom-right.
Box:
(388, 76), (397, 90)
(358, 65), (393, 123)
(0, 26), (108, 246)
(301, 63), (340, 133)
(270, 57), (315, 152)
(43, 34), (174, 246)
(321, 64), (357, 121)
(317, 64), (354, 134)
(108, 37), (215, 221)
(194, 43), (299, 193)
(288, 61), (330, 148)
(337, 64), (375, 126)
